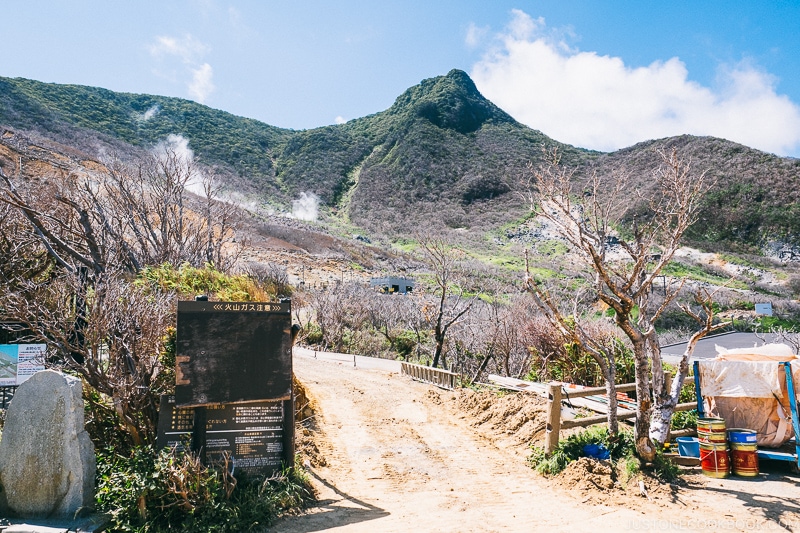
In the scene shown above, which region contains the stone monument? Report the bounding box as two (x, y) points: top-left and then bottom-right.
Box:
(0, 370), (95, 517)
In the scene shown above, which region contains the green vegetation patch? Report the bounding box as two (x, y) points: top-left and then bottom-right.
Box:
(661, 261), (748, 290)
(528, 426), (679, 483)
(96, 446), (314, 532)
(136, 263), (283, 301)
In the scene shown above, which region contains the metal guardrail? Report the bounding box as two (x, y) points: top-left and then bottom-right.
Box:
(400, 362), (458, 390)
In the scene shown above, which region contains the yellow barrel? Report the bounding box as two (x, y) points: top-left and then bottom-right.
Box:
(697, 417), (727, 444)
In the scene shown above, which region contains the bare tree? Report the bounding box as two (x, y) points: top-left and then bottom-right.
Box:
(365, 292), (411, 358)
(0, 201), (52, 285)
(524, 147), (712, 460)
(650, 287), (726, 443)
(0, 144), (244, 445)
(0, 270), (173, 445)
(416, 234), (478, 369)
(0, 148), (243, 277)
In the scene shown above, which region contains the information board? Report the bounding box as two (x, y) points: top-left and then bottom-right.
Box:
(175, 301), (292, 407)
(155, 395), (195, 452)
(156, 395), (293, 475)
(203, 401), (286, 474)
(0, 344), (46, 386)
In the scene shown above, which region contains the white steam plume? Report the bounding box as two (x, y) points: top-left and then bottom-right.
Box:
(291, 192), (320, 221)
(152, 134), (205, 195)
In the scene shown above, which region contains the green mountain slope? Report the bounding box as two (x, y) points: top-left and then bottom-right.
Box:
(0, 76), (292, 199)
(276, 70), (598, 236)
(1, 70), (799, 251)
(592, 135), (800, 250)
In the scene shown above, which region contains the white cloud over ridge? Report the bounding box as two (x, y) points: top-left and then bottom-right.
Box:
(149, 34), (209, 63)
(189, 63), (215, 104)
(470, 10), (800, 157)
(149, 34), (215, 104)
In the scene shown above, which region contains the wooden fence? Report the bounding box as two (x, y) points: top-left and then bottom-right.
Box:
(544, 381), (696, 453)
(400, 362), (458, 390)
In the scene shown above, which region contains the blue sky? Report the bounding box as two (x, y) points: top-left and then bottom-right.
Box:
(2, 1), (799, 156)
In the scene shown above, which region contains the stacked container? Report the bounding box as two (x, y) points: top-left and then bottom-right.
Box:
(697, 417), (729, 477)
(727, 428), (759, 476)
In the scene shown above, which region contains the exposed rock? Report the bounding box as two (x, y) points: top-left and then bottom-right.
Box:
(0, 370), (95, 518)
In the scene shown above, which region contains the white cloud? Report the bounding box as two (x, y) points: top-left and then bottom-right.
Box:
(334, 116), (347, 125)
(149, 34), (215, 104)
(189, 63), (215, 104)
(149, 34), (209, 64)
(470, 10), (800, 157)
(465, 23), (489, 49)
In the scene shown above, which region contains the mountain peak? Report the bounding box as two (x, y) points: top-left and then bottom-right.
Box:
(389, 69), (516, 133)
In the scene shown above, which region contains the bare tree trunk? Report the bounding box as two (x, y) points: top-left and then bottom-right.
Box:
(632, 340), (656, 461)
(472, 351), (495, 383)
(650, 290), (724, 445)
(432, 318), (445, 368)
(603, 358), (619, 435)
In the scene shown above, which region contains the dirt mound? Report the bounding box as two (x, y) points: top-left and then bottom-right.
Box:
(293, 375), (328, 469)
(551, 456), (682, 507)
(450, 388), (547, 446)
(449, 387), (682, 509)
(294, 375), (316, 422)
(555, 457), (615, 492)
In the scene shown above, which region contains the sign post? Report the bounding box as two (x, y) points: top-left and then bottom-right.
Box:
(157, 301), (294, 476)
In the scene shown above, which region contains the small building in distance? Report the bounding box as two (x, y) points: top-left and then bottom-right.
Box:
(370, 276), (415, 294)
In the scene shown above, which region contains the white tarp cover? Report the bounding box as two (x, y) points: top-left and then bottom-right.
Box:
(699, 344), (798, 447)
(699, 360), (783, 398)
(715, 342), (795, 360)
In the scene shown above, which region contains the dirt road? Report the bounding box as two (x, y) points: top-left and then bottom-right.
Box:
(271, 353), (800, 532)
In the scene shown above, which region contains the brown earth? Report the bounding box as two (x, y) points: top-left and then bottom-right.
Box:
(273, 354), (800, 532)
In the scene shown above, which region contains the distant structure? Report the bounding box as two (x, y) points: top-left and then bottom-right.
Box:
(370, 276), (415, 294)
(755, 303), (773, 316)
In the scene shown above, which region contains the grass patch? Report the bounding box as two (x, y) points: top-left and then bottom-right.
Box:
(96, 446), (314, 532)
(136, 263), (282, 301)
(391, 238), (419, 254)
(535, 239), (569, 257)
(528, 426), (680, 483)
(661, 261), (748, 290)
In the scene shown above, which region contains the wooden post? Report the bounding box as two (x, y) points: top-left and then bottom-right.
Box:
(544, 382), (563, 455)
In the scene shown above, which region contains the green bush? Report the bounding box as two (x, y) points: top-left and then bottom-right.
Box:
(302, 323), (324, 345)
(670, 409), (699, 431)
(136, 263), (276, 302)
(393, 329), (420, 359)
(528, 426), (679, 482)
(95, 446), (314, 532)
(528, 426), (633, 476)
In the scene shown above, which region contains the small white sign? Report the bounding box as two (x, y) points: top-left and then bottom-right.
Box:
(0, 344), (46, 385)
(755, 303), (773, 316)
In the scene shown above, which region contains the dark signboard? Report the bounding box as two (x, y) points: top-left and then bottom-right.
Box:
(156, 395), (293, 475)
(156, 394), (194, 451)
(175, 301), (292, 407)
(202, 401), (288, 474)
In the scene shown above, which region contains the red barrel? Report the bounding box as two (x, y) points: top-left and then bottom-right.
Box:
(700, 442), (730, 478)
(730, 442), (759, 477)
